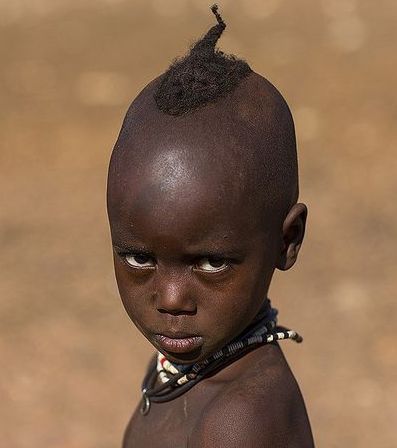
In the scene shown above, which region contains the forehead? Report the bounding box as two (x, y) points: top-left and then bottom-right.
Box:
(107, 145), (267, 245)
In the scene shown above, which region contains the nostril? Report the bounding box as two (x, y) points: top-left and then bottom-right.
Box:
(157, 307), (196, 316)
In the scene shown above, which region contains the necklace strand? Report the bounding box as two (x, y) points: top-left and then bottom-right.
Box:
(140, 301), (302, 415)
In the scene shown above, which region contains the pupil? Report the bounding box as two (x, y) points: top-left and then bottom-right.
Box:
(209, 258), (224, 268)
(135, 254), (149, 264)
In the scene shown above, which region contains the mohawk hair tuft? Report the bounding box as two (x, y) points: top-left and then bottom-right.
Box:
(154, 4), (252, 116)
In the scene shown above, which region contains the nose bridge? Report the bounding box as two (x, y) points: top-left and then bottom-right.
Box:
(154, 266), (195, 315)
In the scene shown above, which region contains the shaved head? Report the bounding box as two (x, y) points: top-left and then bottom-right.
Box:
(108, 72), (298, 234)
(108, 4), (299, 232)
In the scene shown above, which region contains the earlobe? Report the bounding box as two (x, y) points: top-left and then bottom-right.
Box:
(276, 203), (308, 271)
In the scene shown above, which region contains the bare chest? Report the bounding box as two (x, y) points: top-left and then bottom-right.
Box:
(123, 392), (207, 448)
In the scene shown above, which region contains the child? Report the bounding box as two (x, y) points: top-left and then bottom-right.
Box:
(107, 5), (314, 447)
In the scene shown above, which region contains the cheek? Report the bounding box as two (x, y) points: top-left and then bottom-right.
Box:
(237, 251), (274, 301)
(201, 262), (274, 343)
(113, 261), (150, 324)
(234, 258), (274, 316)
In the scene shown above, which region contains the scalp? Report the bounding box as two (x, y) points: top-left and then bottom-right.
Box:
(108, 72), (298, 230)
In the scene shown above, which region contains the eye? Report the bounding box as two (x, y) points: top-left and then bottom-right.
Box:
(124, 253), (155, 269)
(196, 257), (229, 273)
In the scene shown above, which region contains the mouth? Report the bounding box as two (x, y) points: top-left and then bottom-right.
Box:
(154, 333), (204, 354)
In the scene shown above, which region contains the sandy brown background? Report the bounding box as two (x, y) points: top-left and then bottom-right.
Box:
(1, 0), (396, 446)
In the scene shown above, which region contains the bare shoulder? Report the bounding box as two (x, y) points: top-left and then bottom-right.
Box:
(188, 346), (314, 448)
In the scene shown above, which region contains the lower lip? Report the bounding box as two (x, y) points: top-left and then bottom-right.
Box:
(155, 334), (204, 353)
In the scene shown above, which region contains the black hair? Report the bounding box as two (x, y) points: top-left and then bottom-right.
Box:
(154, 4), (252, 116)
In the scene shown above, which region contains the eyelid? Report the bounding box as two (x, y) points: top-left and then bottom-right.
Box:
(113, 246), (156, 269)
(194, 256), (231, 273)
(124, 254), (156, 270)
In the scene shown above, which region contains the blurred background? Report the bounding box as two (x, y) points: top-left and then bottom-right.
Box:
(1, 0), (396, 446)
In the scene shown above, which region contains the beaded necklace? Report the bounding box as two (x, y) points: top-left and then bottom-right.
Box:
(140, 299), (302, 415)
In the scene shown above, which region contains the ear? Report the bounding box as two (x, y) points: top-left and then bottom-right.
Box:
(276, 203), (308, 271)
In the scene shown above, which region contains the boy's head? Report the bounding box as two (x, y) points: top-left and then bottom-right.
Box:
(107, 6), (307, 364)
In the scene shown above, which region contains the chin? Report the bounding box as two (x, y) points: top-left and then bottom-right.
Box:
(161, 346), (204, 364)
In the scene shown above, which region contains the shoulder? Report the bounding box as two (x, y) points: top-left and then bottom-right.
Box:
(188, 348), (314, 448)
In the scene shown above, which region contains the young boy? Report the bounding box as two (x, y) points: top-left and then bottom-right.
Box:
(107, 5), (314, 447)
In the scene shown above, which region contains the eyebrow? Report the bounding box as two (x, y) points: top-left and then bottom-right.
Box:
(112, 241), (244, 257)
(112, 243), (153, 254)
(185, 247), (244, 259)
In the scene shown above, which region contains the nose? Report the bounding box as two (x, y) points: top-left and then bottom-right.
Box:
(154, 270), (196, 316)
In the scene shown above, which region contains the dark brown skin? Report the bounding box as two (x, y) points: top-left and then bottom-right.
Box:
(107, 72), (314, 447)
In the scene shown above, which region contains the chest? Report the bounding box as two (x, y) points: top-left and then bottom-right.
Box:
(123, 387), (215, 448)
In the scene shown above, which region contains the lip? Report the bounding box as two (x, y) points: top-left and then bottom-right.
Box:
(155, 333), (204, 354)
